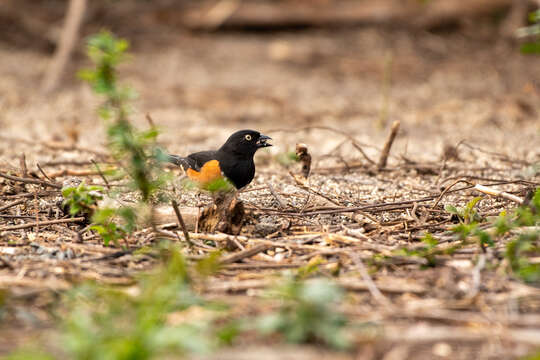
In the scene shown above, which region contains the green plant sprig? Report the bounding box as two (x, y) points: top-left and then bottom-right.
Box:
(69, 30), (172, 245)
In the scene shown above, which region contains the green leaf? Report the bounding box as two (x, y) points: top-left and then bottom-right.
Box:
(451, 223), (476, 239)
(421, 233), (438, 248)
(494, 212), (512, 235)
(444, 204), (459, 215)
(476, 230), (494, 248)
(520, 42), (540, 54)
(76, 68), (96, 82)
(529, 9), (540, 22)
(216, 321), (241, 345)
(195, 251), (222, 278)
(296, 257), (322, 279)
(301, 278), (343, 305)
(118, 207), (137, 233)
(256, 313), (283, 334)
(532, 187), (540, 210)
(275, 151), (300, 167)
(92, 207), (117, 224)
(205, 178), (235, 193)
(3, 349), (56, 360)
(466, 196), (482, 211)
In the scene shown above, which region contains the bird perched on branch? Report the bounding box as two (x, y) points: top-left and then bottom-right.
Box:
(168, 130), (272, 190)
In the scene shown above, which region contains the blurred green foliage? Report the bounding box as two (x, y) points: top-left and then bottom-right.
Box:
(519, 10), (540, 54)
(64, 31), (173, 246)
(275, 150), (299, 167)
(61, 244), (211, 359)
(396, 188), (539, 283)
(62, 182), (103, 218)
(257, 274), (350, 350)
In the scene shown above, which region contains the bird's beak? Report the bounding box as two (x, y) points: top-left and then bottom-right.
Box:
(257, 134), (272, 148)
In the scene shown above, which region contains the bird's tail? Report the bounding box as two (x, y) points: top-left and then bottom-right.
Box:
(167, 154), (189, 169)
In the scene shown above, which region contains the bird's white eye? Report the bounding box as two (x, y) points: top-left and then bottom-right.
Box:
(244, 134), (252, 141)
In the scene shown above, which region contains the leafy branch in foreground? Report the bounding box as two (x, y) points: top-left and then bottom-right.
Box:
(70, 31), (170, 245)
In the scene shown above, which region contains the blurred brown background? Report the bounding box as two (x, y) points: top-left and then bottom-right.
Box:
(0, 0), (538, 161)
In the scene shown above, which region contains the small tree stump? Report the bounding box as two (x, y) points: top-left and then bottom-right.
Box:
(198, 193), (245, 235)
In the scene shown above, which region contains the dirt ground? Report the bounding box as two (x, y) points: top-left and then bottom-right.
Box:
(1, 18), (540, 359)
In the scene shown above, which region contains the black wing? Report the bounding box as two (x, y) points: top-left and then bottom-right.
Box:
(167, 151), (217, 171)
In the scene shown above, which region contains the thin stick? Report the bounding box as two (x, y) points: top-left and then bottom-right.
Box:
(267, 126), (381, 151)
(145, 113), (156, 127)
(171, 200), (193, 247)
(378, 120), (400, 170)
(0, 135), (108, 158)
(36, 163), (53, 181)
(195, 206), (200, 233)
(0, 172), (61, 189)
(47, 169), (106, 179)
(223, 262), (304, 270)
(467, 254), (485, 299)
(220, 243), (272, 265)
(0, 217), (85, 231)
(201, 0), (241, 29)
(352, 142), (376, 165)
(458, 141), (531, 166)
(267, 182), (285, 209)
(0, 199), (25, 212)
(230, 237), (245, 251)
(349, 253), (393, 308)
(1, 191), (58, 200)
(42, 160), (96, 167)
(432, 178), (471, 209)
(266, 196), (438, 216)
(81, 249), (134, 262)
(0, 215), (36, 219)
(33, 191), (39, 234)
(41, 0), (87, 93)
(91, 159), (111, 190)
(474, 184), (524, 204)
(19, 154), (28, 178)
(0, 257), (14, 270)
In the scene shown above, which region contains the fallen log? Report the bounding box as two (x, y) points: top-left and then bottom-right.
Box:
(154, 0), (517, 30)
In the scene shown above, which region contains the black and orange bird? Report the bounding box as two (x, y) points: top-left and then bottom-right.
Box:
(167, 130), (272, 190)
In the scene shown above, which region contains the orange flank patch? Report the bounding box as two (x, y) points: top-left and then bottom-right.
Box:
(186, 160), (224, 186)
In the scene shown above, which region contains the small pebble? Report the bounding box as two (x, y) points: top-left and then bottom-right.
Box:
(432, 342), (452, 357)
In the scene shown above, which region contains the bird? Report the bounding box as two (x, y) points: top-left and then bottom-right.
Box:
(167, 130), (272, 190)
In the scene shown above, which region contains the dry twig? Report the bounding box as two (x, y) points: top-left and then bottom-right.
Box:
(0, 217), (84, 231)
(0, 199), (25, 212)
(474, 184), (524, 204)
(349, 253), (393, 308)
(41, 0), (87, 93)
(378, 120), (400, 170)
(91, 159), (111, 190)
(220, 243), (272, 265)
(171, 200), (193, 247)
(0, 171), (61, 189)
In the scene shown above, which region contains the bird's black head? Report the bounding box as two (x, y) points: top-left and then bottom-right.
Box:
(219, 130), (272, 158)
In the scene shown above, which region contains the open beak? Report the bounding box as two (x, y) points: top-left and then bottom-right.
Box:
(257, 134), (272, 148)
